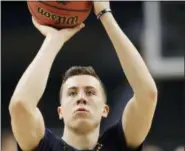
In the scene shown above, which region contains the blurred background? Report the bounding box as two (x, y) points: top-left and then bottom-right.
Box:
(1, 1), (184, 151)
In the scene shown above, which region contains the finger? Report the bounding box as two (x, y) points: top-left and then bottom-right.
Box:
(64, 23), (85, 38)
(70, 23), (85, 34)
(32, 17), (41, 29)
(32, 17), (48, 36)
(75, 23), (85, 30)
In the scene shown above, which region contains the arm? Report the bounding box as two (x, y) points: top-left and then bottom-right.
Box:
(9, 18), (84, 151)
(94, 2), (157, 148)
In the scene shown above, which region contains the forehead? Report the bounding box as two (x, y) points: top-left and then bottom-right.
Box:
(63, 75), (101, 90)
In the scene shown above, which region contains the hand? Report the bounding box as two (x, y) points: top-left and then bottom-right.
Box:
(32, 17), (85, 44)
(93, 1), (110, 16)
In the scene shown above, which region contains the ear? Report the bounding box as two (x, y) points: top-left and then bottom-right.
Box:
(57, 106), (63, 120)
(102, 105), (109, 118)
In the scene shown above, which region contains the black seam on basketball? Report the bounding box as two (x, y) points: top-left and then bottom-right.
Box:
(38, 1), (91, 12)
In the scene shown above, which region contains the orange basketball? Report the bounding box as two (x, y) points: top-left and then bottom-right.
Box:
(27, 1), (93, 29)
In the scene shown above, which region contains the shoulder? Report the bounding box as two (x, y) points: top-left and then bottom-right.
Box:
(99, 120), (143, 151)
(17, 128), (64, 151)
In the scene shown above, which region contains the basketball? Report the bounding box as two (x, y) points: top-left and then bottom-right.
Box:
(27, 1), (93, 29)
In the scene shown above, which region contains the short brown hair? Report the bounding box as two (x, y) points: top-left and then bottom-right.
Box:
(59, 66), (107, 103)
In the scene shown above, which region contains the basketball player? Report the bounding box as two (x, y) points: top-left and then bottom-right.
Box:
(9, 2), (158, 151)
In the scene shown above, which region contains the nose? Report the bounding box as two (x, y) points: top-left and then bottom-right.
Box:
(76, 99), (87, 105)
(76, 91), (87, 105)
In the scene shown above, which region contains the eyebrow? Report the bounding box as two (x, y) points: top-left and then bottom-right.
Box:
(67, 86), (96, 90)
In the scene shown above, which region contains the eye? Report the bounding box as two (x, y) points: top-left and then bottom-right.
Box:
(68, 91), (77, 96)
(86, 90), (95, 96)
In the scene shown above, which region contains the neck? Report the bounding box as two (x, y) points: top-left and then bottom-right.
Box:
(62, 125), (100, 150)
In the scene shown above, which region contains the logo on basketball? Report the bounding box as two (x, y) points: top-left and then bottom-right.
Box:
(27, 1), (92, 28)
(37, 7), (79, 25)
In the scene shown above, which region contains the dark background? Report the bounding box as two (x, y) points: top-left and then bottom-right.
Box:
(1, 1), (184, 151)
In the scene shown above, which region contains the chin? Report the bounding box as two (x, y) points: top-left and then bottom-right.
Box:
(76, 118), (94, 127)
(69, 118), (99, 134)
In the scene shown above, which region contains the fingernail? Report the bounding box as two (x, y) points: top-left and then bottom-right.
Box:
(81, 24), (85, 28)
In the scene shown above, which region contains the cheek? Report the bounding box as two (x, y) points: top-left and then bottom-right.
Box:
(62, 96), (74, 106)
(62, 100), (74, 115)
(90, 97), (104, 111)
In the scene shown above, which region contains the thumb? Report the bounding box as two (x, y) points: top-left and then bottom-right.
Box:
(32, 17), (51, 36)
(62, 23), (85, 41)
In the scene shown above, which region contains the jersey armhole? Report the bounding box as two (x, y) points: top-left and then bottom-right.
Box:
(17, 128), (57, 151)
(119, 117), (143, 151)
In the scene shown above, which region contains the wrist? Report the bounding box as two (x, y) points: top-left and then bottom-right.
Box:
(99, 12), (114, 24)
(40, 36), (64, 55)
(96, 8), (112, 20)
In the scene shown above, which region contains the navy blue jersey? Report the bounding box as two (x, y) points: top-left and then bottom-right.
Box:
(17, 120), (143, 151)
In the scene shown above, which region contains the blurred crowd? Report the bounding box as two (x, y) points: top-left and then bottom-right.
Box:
(2, 129), (17, 151)
(143, 145), (184, 151)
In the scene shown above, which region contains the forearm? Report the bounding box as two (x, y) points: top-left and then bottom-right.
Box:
(100, 13), (157, 99)
(10, 36), (63, 108)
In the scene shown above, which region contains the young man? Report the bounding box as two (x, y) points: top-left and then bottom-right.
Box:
(9, 2), (158, 151)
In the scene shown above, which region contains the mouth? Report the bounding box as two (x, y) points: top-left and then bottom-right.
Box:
(75, 108), (89, 113)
